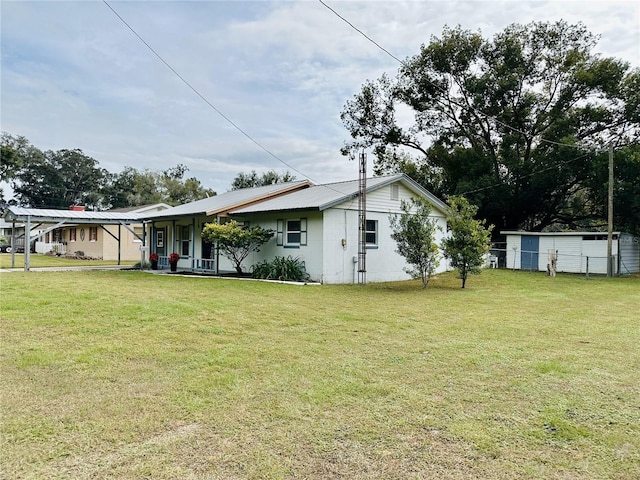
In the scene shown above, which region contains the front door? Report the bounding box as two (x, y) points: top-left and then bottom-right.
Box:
(521, 235), (539, 271)
(155, 228), (167, 256)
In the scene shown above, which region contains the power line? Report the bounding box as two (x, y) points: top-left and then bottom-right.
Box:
(102, 0), (317, 184)
(318, 0), (585, 152)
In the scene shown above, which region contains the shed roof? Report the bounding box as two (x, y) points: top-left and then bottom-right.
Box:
(231, 174), (448, 214)
(147, 180), (312, 219)
(501, 231), (622, 236)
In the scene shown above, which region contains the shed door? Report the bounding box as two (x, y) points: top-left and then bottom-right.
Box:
(521, 236), (539, 271)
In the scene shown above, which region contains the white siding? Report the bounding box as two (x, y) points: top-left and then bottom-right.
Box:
(505, 233), (623, 274)
(540, 236), (583, 273)
(619, 233), (640, 274)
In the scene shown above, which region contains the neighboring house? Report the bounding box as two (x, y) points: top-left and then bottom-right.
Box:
(37, 204), (170, 260)
(147, 174), (449, 284)
(0, 218), (26, 247)
(502, 231), (640, 275)
(5, 204), (170, 265)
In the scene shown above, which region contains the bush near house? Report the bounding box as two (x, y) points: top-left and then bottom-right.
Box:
(252, 255), (310, 282)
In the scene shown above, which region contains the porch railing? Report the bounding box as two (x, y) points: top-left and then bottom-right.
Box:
(155, 255), (216, 273)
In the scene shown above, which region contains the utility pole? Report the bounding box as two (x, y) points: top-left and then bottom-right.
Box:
(607, 143), (614, 277)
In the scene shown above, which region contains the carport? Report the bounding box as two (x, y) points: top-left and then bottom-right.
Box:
(4, 206), (149, 271)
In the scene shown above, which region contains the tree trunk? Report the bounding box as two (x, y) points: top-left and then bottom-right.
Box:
(235, 265), (243, 274)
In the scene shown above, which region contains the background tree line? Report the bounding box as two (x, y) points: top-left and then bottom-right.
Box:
(1, 132), (299, 213)
(0, 132), (218, 211)
(341, 21), (640, 236)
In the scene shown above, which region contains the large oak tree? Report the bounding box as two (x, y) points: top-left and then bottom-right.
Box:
(341, 21), (639, 234)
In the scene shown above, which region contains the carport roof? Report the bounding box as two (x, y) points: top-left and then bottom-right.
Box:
(5, 207), (144, 225)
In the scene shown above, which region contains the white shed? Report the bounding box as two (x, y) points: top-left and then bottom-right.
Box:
(502, 231), (640, 275)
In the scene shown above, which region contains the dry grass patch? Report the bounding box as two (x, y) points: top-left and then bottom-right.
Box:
(1, 269), (639, 479)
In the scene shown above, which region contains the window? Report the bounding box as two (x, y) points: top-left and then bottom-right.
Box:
(69, 228), (77, 242)
(177, 225), (191, 256)
(365, 219), (377, 246)
(89, 226), (98, 242)
(156, 230), (164, 248)
(277, 218), (307, 247)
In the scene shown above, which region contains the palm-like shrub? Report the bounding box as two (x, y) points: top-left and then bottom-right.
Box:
(252, 256), (310, 282)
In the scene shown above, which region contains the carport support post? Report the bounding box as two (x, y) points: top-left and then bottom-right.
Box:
(24, 216), (31, 271)
(10, 220), (16, 268)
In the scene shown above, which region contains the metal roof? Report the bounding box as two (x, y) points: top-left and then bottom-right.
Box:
(147, 180), (312, 219)
(501, 231), (622, 236)
(5, 207), (146, 224)
(230, 174), (448, 214)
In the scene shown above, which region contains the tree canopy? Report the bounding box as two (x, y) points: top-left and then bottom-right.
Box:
(1, 133), (216, 210)
(341, 21), (640, 235)
(201, 221), (274, 274)
(230, 170), (296, 190)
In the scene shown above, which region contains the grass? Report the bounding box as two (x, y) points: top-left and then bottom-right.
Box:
(0, 269), (639, 479)
(0, 253), (137, 269)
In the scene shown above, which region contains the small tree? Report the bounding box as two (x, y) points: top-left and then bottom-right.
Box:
(389, 197), (441, 288)
(202, 221), (273, 274)
(441, 196), (493, 288)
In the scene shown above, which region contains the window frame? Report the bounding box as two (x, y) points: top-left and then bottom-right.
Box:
(365, 219), (378, 247)
(177, 225), (191, 257)
(69, 227), (77, 242)
(89, 226), (98, 242)
(277, 218), (307, 247)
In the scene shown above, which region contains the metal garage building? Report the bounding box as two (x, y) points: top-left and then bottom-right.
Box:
(502, 231), (640, 275)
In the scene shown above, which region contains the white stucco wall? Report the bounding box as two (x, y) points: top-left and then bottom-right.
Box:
(322, 182), (448, 284)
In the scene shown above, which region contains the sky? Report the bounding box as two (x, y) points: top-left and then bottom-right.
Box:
(2, 0), (639, 197)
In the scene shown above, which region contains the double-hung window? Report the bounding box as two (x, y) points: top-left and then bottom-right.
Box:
(365, 219), (378, 247)
(277, 218), (307, 247)
(89, 227), (98, 242)
(69, 228), (77, 242)
(178, 225), (191, 257)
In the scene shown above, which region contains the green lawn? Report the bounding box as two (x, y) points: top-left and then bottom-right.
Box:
(0, 253), (137, 269)
(1, 269), (638, 479)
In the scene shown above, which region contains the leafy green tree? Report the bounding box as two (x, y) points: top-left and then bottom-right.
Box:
(231, 170), (296, 190)
(11, 147), (109, 209)
(106, 164), (215, 208)
(389, 197), (441, 288)
(202, 220), (273, 274)
(584, 145), (640, 236)
(341, 21), (639, 233)
(441, 196), (493, 288)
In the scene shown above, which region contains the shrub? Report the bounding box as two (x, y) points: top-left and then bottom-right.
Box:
(252, 256), (310, 282)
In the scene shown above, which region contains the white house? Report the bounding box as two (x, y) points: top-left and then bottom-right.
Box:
(146, 174), (449, 284)
(502, 231), (640, 275)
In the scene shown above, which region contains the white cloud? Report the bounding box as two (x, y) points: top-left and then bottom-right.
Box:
(2, 0), (638, 199)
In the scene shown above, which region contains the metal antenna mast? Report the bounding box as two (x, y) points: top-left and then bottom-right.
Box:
(358, 150), (367, 284)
